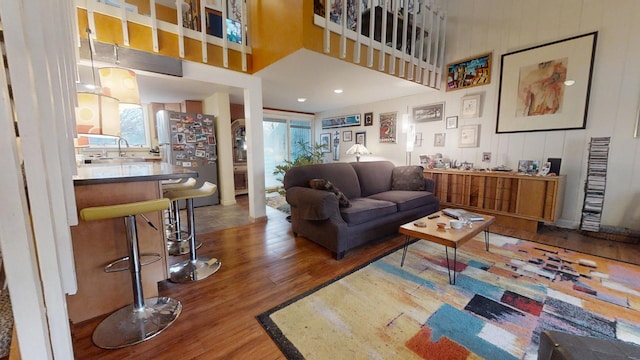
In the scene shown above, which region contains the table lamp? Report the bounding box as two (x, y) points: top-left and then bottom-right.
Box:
(346, 143), (369, 162)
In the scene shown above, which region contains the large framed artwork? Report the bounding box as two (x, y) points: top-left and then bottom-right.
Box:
(379, 112), (397, 143)
(496, 32), (598, 133)
(446, 52), (492, 91)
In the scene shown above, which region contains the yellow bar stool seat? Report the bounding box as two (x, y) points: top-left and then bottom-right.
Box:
(162, 178), (199, 255)
(163, 181), (221, 283)
(79, 198), (182, 349)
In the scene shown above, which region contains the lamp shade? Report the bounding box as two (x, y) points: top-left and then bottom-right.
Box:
(75, 92), (120, 136)
(98, 67), (141, 107)
(346, 143), (370, 155)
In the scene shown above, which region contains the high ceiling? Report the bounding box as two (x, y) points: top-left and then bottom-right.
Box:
(83, 49), (437, 114)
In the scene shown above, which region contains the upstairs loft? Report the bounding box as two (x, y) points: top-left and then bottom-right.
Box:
(76, 0), (446, 91)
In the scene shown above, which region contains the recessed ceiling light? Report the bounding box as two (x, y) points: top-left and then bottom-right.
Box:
(333, 89), (343, 94)
(297, 97), (307, 102)
(564, 80), (575, 86)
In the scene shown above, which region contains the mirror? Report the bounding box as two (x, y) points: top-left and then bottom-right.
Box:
(232, 119), (246, 163)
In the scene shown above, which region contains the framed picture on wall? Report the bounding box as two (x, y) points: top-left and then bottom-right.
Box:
(379, 112), (398, 143)
(355, 131), (366, 147)
(496, 32), (598, 133)
(434, 133), (445, 147)
(320, 133), (331, 153)
(446, 116), (458, 129)
(364, 112), (374, 126)
(446, 52), (492, 91)
(459, 125), (480, 148)
(343, 130), (352, 142)
(461, 94), (481, 119)
(413, 102), (445, 122)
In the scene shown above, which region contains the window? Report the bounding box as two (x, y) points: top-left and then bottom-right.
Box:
(87, 106), (150, 148)
(263, 111), (313, 190)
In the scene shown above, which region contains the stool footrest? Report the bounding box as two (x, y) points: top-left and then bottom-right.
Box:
(104, 253), (162, 273)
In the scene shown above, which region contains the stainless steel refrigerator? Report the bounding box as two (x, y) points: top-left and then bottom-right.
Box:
(157, 110), (219, 207)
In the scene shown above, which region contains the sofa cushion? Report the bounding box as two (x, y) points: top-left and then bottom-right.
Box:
(309, 179), (351, 208)
(284, 162), (361, 199)
(391, 165), (425, 191)
(339, 198), (397, 225)
(350, 161), (395, 196)
(369, 191), (438, 212)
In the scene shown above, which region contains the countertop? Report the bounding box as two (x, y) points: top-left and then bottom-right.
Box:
(73, 162), (198, 185)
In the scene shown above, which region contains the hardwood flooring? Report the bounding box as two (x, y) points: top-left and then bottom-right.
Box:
(70, 195), (639, 359)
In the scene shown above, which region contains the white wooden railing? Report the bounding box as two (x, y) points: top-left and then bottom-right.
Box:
(76, 0), (250, 71)
(314, 0), (446, 89)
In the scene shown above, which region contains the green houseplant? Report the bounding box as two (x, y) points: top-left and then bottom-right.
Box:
(270, 139), (326, 196)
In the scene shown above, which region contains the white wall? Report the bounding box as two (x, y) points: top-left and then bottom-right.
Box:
(316, 0), (640, 231)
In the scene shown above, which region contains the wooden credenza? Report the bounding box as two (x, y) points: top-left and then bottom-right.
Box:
(423, 169), (565, 232)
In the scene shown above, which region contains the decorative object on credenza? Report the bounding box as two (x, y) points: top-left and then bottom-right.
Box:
(434, 133), (445, 147)
(346, 143), (369, 162)
(446, 115), (458, 129)
(458, 124), (480, 148)
(355, 131), (366, 147)
(497, 32), (598, 133)
(342, 130), (352, 142)
(413, 102), (445, 122)
(517, 160), (539, 174)
(322, 113), (361, 129)
(461, 94), (481, 119)
(547, 158), (562, 175)
(319, 133), (331, 153)
(580, 137), (610, 232)
(364, 112), (373, 126)
(379, 112), (398, 143)
(446, 52), (492, 91)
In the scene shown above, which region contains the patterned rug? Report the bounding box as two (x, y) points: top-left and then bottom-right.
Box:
(257, 234), (640, 359)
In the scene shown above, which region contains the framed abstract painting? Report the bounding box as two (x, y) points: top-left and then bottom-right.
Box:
(496, 32), (597, 133)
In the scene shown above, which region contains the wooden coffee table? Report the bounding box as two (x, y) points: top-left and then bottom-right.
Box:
(399, 211), (495, 285)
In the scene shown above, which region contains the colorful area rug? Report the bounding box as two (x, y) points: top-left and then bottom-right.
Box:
(258, 234), (640, 359)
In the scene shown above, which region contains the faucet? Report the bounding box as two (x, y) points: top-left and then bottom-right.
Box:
(117, 137), (129, 157)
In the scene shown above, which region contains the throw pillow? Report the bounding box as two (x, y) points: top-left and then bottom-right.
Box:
(391, 166), (425, 191)
(309, 178), (351, 208)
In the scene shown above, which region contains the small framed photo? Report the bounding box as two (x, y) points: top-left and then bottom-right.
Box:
(459, 124), (480, 148)
(343, 130), (352, 142)
(446, 116), (458, 129)
(434, 133), (445, 147)
(320, 133), (331, 153)
(461, 94), (481, 119)
(355, 131), (367, 147)
(364, 112), (373, 126)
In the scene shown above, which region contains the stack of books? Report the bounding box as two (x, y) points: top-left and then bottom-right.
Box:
(580, 137), (610, 232)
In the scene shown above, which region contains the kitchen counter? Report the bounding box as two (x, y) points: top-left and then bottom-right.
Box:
(74, 162), (196, 185)
(67, 162), (197, 323)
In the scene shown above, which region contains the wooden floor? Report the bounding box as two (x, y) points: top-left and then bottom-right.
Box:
(70, 195), (640, 359)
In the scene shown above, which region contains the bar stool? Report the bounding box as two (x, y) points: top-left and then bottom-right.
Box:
(80, 198), (182, 349)
(161, 178), (200, 256)
(163, 181), (221, 283)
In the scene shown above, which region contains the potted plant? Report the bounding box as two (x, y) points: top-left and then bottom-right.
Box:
(270, 138), (326, 196)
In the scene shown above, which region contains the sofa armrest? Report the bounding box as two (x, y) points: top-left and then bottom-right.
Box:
(424, 178), (435, 193)
(286, 187), (340, 220)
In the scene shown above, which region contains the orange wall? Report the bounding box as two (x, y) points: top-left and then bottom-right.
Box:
(249, 0), (305, 73)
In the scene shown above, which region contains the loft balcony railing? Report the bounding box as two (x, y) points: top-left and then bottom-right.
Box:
(75, 0), (250, 71)
(314, 0), (446, 89)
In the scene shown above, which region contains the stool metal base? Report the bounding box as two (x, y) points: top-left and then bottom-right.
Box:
(169, 258), (221, 283)
(92, 296), (182, 349)
(167, 239), (202, 256)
